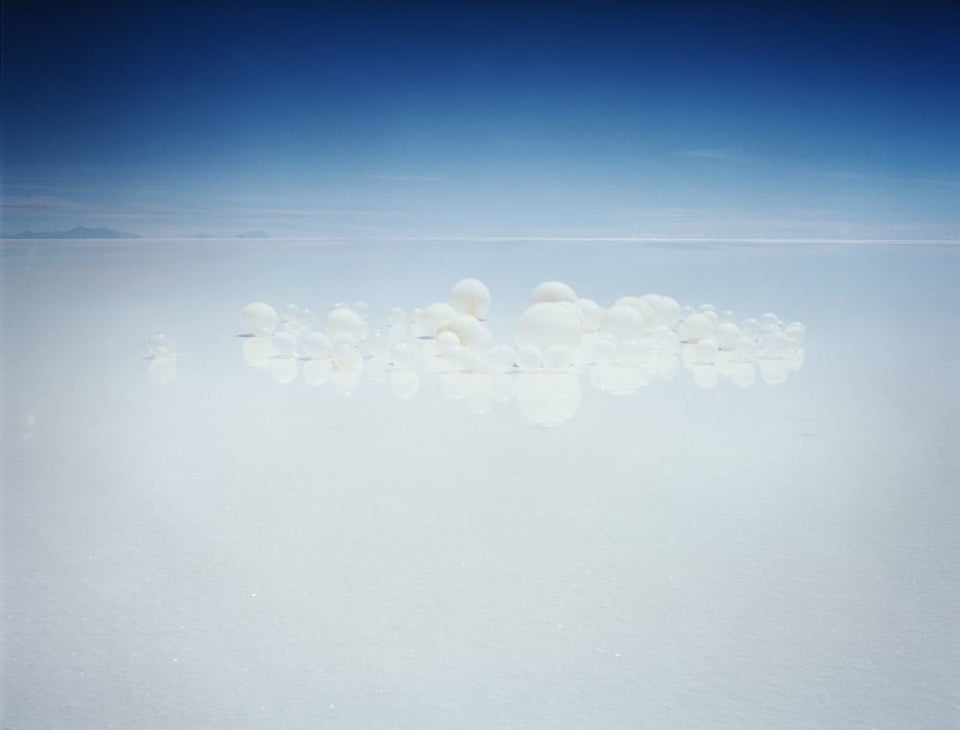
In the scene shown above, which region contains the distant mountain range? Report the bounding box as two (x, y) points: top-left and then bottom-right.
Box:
(1, 226), (141, 239)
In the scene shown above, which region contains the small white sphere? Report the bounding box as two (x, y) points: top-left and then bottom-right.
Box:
(436, 330), (461, 354)
(681, 304), (696, 318)
(351, 301), (369, 319)
(516, 342), (544, 372)
(761, 331), (791, 359)
(590, 333), (619, 363)
(391, 342), (419, 371)
(484, 344), (516, 372)
(147, 332), (176, 359)
(420, 302), (457, 337)
(698, 303), (717, 314)
(759, 312), (781, 328)
(241, 302), (279, 337)
(731, 335), (757, 363)
(784, 321), (807, 345)
(758, 359), (790, 385)
(529, 280), (577, 305)
(301, 331), (331, 359)
(600, 304), (646, 342)
(438, 313), (481, 345)
(272, 331), (298, 358)
(516, 302), (583, 352)
(739, 318), (761, 338)
(614, 297), (655, 332)
(719, 310), (736, 324)
(701, 310), (720, 329)
(388, 307), (407, 326)
(325, 307), (365, 342)
(680, 312), (714, 342)
(714, 322), (741, 351)
(449, 278), (492, 318)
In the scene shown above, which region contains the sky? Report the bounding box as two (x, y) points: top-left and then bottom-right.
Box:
(1, 1), (958, 239)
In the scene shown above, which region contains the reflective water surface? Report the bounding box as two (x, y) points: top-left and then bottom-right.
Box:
(2, 239), (957, 728)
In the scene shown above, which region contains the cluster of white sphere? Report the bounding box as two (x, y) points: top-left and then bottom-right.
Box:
(237, 278), (805, 425)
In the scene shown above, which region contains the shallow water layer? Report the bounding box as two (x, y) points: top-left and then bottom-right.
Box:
(2, 239), (958, 728)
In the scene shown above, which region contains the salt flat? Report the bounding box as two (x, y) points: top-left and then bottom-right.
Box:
(2, 239), (957, 728)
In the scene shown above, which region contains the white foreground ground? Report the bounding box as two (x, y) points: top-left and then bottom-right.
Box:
(2, 239), (957, 728)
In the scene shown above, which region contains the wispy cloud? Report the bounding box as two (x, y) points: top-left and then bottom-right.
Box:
(369, 174), (446, 183)
(679, 148), (735, 160)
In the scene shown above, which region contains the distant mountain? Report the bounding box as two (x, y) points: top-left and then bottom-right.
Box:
(236, 230), (271, 238)
(1, 226), (141, 240)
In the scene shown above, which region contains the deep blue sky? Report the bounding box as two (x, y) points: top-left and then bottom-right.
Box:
(2, 1), (958, 238)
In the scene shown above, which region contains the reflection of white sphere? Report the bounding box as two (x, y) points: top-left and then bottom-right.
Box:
(529, 281), (577, 305)
(785, 346), (805, 371)
(714, 322), (741, 351)
(694, 338), (719, 365)
(516, 373), (582, 427)
(680, 313), (714, 343)
(731, 335), (756, 363)
(242, 336), (275, 369)
(148, 356), (177, 385)
(449, 278), (491, 318)
(728, 362), (756, 388)
(591, 333), (619, 363)
(242, 302), (279, 337)
(620, 338), (652, 367)
(388, 307), (407, 326)
(758, 359), (790, 385)
(691, 364), (719, 389)
(303, 359), (331, 386)
(331, 369), (362, 398)
(389, 371), (420, 400)
(490, 373), (516, 402)
(326, 307), (365, 342)
(516, 302), (582, 352)
(600, 304), (646, 342)
(333, 343), (362, 370)
(420, 302), (458, 337)
(271, 358), (298, 384)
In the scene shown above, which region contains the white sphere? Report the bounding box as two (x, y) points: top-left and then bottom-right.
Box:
(543, 344), (573, 372)
(241, 335), (275, 369)
(388, 323), (408, 346)
(438, 313), (481, 345)
(241, 302), (279, 337)
(719, 310), (737, 324)
(701, 310), (720, 329)
(620, 338), (652, 367)
(694, 338), (719, 365)
(436, 330), (461, 354)
(699, 303), (717, 314)
(614, 297), (655, 332)
(351, 301), (369, 319)
(333, 342), (362, 370)
(516, 302), (582, 352)
(529, 280), (577, 305)
(659, 296), (682, 328)
(652, 326), (677, 352)
(680, 312), (714, 343)
(388, 307), (407, 326)
(739, 318), (761, 338)
(590, 334), (619, 363)
(484, 344), (516, 372)
(759, 312), (781, 328)
(576, 298), (604, 332)
(758, 359), (790, 385)
(731, 335), (757, 363)
(639, 294), (674, 329)
(419, 302), (457, 337)
(600, 304), (646, 342)
(271, 358), (299, 384)
(449, 278), (492, 318)
(325, 307), (365, 342)
(516, 343), (544, 372)
(714, 322), (741, 351)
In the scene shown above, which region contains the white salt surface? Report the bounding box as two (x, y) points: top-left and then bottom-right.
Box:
(1, 239), (958, 728)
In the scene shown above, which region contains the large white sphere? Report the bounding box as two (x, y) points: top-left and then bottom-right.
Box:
(680, 312), (714, 343)
(272, 331), (298, 358)
(576, 298), (604, 332)
(529, 281), (577, 305)
(484, 344), (516, 372)
(438, 313), (482, 345)
(600, 304), (646, 342)
(515, 343), (544, 372)
(613, 297), (655, 333)
(739, 318), (761, 339)
(325, 307), (365, 342)
(449, 278), (492, 318)
(241, 302), (279, 337)
(516, 302), (583, 352)
(543, 344), (574, 372)
(784, 321), (807, 345)
(419, 302), (458, 337)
